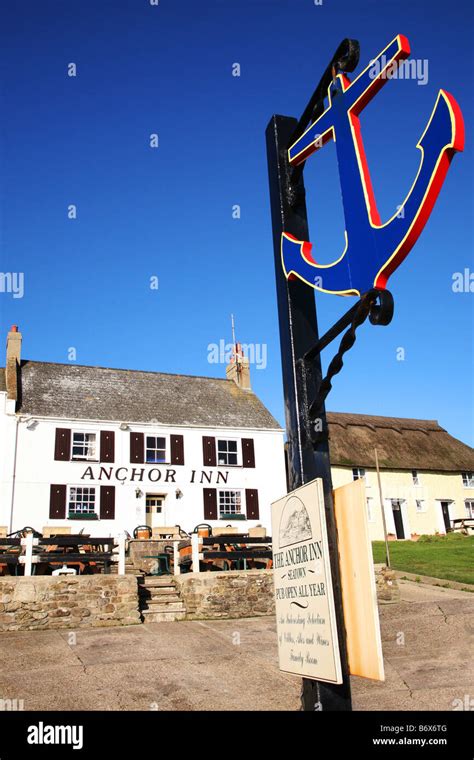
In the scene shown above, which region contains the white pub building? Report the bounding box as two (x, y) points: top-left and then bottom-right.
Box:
(0, 327), (287, 537)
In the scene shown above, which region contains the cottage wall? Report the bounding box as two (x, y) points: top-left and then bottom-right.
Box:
(332, 466), (474, 540)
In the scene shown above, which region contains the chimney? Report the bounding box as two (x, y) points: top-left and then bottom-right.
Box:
(226, 341), (251, 391)
(5, 325), (22, 401)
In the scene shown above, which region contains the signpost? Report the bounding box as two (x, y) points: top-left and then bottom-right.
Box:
(266, 108), (353, 712)
(266, 36), (464, 712)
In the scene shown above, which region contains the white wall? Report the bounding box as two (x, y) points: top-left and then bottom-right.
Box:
(0, 412), (287, 537)
(0, 393), (19, 532)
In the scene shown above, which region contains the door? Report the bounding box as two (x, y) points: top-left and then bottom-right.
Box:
(145, 494), (166, 529)
(391, 500), (405, 539)
(440, 501), (451, 533)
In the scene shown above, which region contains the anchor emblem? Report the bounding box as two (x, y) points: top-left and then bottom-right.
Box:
(282, 35), (464, 296)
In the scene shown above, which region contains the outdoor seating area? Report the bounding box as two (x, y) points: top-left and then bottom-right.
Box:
(0, 524), (273, 578)
(129, 523), (273, 576)
(168, 524), (273, 575)
(0, 527), (117, 576)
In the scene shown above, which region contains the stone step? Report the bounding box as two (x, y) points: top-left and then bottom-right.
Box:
(142, 601), (185, 612)
(142, 609), (186, 623)
(141, 578), (177, 588)
(139, 586), (177, 596)
(142, 595), (183, 605)
(139, 590), (182, 601)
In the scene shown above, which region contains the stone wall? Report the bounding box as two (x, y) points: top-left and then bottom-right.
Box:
(0, 575), (141, 632)
(176, 570), (275, 619)
(0, 565), (400, 632)
(176, 565), (400, 620)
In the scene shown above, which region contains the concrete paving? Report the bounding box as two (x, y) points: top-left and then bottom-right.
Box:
(351, 581), (474, 711)
(0, 580), (472, 711)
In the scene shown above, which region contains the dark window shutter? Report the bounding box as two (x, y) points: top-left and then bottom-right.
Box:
(242, 438), (255, 468)
(246, 489), (259, 519)
(49, 484), (66, 519)
(203, 488), (218, 520)
(100, 485), (115, 519)
(170, 434), (185, 465)
(202, 436), (216, 466)
(54, 429), (71, 461)
(100, 431), (115, 463)
(130, 432), (144, 463)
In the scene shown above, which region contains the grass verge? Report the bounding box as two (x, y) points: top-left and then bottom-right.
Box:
(372, 532), (473, 586)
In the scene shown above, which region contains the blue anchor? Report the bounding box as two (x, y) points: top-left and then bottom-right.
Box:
(282, 35), (465, 296)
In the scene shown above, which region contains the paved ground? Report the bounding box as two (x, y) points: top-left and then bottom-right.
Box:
(0, 580), (472, 711)
(352, 581), (474, 711)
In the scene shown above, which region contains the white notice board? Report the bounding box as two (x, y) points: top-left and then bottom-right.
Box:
(271, 479), (342, 684)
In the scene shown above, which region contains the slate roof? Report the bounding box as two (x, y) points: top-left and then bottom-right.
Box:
(327, 411), (474, 472)
(14, 361), (282, 430)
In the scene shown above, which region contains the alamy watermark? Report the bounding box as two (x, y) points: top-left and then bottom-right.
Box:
(0, 697), (24, 710)
(369, 55), (429, 86)
(27, 722), (83, 749)
(452, 694), (474, 711)
(0, 272), (24, 298)
(207, 340), (267, 370)
(452, 268), (474, 293)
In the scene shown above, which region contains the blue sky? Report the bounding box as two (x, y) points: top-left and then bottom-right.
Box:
(0, 0), (473, 445)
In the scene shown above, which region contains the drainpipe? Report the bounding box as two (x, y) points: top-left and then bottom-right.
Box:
(8, 415), (20, 534)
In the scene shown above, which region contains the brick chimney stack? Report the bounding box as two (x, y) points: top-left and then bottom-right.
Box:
(6, 325), (22, 401)
(226, 341), (251, 391)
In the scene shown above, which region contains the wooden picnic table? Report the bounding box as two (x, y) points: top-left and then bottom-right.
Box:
(451, 518), (474, 532)
(39, 536), (115, 573)
(0, 535), (116, 575)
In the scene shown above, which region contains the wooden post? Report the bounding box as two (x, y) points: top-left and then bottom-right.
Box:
(117, 533), (126, 576)
(173, 540), (181, 575)
(374, 448), (391, 568)
(191, 533), (200, 573)
(22, 532), (34, 577)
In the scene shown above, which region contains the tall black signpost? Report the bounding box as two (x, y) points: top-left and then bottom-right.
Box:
(266, 39), (394, 712)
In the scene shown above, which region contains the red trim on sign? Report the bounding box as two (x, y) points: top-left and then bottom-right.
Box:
(375, 152), (453, 288)
(349, 112), (382, 226)
(375, 89), (465, 289)
(302, 240), (316, 265)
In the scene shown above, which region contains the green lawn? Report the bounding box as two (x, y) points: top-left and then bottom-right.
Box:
(372, 533), (474, 586)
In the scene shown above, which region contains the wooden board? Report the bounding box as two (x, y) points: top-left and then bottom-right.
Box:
(333, 479), (385, 681)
